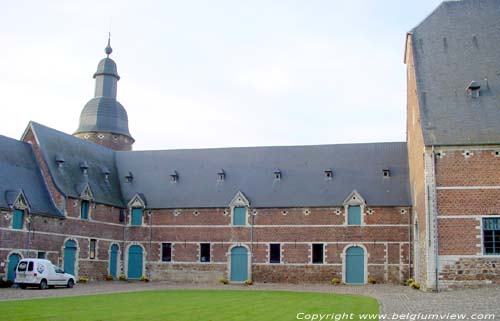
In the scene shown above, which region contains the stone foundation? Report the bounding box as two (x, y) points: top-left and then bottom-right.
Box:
(439, 257), (500, 289)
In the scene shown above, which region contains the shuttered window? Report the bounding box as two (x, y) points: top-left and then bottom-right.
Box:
(233, 207), (246, 226)
(348, 206), (361, 225)
(131, 208), (143, 226)
(12, 210), (24, 229)
(80, 200), (89, 220)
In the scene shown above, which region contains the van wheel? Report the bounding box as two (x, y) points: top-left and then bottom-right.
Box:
(67, 279), (74, 288)
(39, 279), (48, 290)
(20, 284), (27, 289)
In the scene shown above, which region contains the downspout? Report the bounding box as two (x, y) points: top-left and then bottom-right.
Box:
(408, 208), (412, 279)
(431, 145), (439, 292)
(250, 208), (254, 281)
(148, 208), (153, 280)
(26, 213), (32, 257)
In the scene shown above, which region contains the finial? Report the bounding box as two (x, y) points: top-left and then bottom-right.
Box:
(105, 32), (113, 57)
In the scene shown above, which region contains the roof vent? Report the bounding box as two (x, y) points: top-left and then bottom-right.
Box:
(55, 154), (65, 168)
(218, 169), (225, 181)
(125, 172), (133, 183)
(170, 170), (179, 182)
(382, 168), (391, 177)
(467, 81), (480, 98)
(324, 169), (333, 180)
(274, 169), (281, 180)
(101, 167), (111, 181)
(79, 161), (89, 174)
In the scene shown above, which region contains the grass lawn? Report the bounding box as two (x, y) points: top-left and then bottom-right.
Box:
(0, 289), (379, 321)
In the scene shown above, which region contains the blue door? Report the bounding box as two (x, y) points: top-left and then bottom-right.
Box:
(7, 253), (21, 281)
(346, 246), (364, 284)
(64, 240), (77, 275)
(230, 246), (248, 282)
(109, 244), (119, 278)
(127, 245), (143, 279)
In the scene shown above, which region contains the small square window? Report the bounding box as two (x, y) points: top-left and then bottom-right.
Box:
(37, 252), (46, 259)
(162, 243), (172, 262)
(269, 244), (281, 263)
(200, 243), (211, 262)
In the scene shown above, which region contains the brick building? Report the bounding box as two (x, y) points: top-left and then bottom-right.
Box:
(0, 0), (499, 289)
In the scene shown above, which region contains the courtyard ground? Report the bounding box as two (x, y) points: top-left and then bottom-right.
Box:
(1, 282), (499, 319)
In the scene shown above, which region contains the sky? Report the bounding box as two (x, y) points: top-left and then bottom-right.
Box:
(0, 0), (443, 151)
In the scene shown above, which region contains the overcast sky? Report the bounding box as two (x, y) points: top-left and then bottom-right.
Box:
(1, 1), (442, 150)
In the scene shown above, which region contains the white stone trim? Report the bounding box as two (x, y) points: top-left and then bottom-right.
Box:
(342, 190), (366, 226)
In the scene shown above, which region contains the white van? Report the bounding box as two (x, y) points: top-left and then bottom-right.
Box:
(14, 259), (76, 289)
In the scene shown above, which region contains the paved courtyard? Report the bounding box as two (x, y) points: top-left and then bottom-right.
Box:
(1, 282), (499, 319)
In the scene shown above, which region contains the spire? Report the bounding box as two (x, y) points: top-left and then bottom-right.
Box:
(105, 32), (113, 57)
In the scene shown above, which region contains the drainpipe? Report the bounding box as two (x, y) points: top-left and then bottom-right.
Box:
(408, 208), (412, 279)
(250, 208), (254, 280)
(26, 214), (32, 257)
(148, 209), (153, 280)
(431, 145), (439, 292)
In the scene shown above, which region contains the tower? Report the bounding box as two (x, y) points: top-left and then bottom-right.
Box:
(74, 36), (134, 151)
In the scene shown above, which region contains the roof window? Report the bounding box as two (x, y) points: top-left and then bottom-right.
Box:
(125, 172), (133, 183)
(55, 154), (65, 168)
(382, 169), (391, 177)
(274, 169), (281, 180)
(324, 169), (333, 180)
(467, 81), (480, 98)
(218, 169), (225, 181)
(170, 170), (179, 182)
(79, 161), (89, 174)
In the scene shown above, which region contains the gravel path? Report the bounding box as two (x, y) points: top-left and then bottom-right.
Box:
(1, 282), (499, 319)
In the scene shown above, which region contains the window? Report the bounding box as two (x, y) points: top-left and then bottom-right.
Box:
(89, 239), (97, 259)
(162, 243), (172, 262)
(80, 200), (90, 220)
(37, 252), (46, 259)
(233, 207), (246, 226)
(347, 205), (361, 225)
(131, 208), (143, 226)
(312, 244), (324, 264)
(200, 243), (210, 262)
(12, 209), (24, 229)
(483, 218), (500, 255)
(269, 244), (281, 263)
(27, 261), (34, 272)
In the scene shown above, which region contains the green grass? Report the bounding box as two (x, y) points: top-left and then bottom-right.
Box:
(0, 289), (379, 321)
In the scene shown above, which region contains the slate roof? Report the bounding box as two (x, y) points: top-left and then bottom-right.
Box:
(116, 142), (410, 208)
(0, 135), (62, 216)
(409, 0), (500, 146)
(30, 122), (125, 208)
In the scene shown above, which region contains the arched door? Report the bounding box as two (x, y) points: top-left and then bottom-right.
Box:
(109, 244), (119, 278)
(127, 245), (143, 279)
(64, 240), (77, 275)
(345, 246), (365, 284)
(230, 246), (248, 282)
(7, 253), (21, 281)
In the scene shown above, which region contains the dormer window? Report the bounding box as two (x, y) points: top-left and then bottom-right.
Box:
(218, 169), (225, 181)
(467, 80), (480, 98)
(170, 170), (179, 182)
(324, 169), (333, 180)
(80, 161), (89, 175)
(125, 172), (133, 183)
(55, 154), (65, 168)
(102, 167), (110, 182)
(382, 169), (391, 177)
(274, 169), (281, 180)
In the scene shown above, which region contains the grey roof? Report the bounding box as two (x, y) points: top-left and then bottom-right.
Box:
(75, 97), (132, 137)
(410, 0), (500, 146)
(30, 122), (125, 207)
(0, 135), (62, 216)
(116, 142), (410, 208)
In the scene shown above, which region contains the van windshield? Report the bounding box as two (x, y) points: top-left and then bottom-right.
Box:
(17, 261), (28, 272)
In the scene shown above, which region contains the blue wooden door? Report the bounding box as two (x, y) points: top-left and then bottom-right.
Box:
(127, 245), (143, 279)
(346, 246), (364, 284)
(7, 253), (21, 281)
(109, 244), (119, 278)
(230, 246), (248, 282)
(64, 240), (77, 275)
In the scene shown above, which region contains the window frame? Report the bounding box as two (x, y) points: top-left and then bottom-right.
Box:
(483, 217), (500, 255)
(312, 243), (324, 264)
(89, 239), (97, 259)
(162, 243), (172, 262)
(269, 243), (281, 264)
(200, 243), (211, 263)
